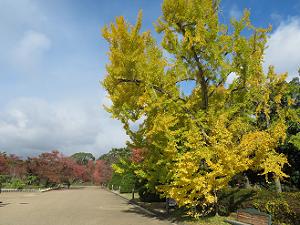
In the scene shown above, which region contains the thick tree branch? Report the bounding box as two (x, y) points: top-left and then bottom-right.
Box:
(116, 79), (211, 144)
(117, 78), (142, 84)
(208, 71), (233, 98)
(192, 50), (209, 110)
(115, 78), (213, 145)
(176, 22), (209, 110)
(116, 78), (187, 103)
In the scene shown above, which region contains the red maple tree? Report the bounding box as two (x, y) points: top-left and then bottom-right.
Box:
(131, 148), (145, 163)
(93, 160), (112, 185)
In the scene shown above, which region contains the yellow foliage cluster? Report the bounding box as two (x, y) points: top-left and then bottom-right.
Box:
(102, 0), (297, 216)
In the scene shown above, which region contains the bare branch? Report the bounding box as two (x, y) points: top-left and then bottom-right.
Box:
(117, 78), (142, 84)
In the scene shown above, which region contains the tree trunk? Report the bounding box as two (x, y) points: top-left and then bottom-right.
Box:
(196, 70), (208, 110)
(244, 174), (251, 188)
(201, 77), (208, 110)
(214, 190), (218, 216)
(274, 175), (282, 193)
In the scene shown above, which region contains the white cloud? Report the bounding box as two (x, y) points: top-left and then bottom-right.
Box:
(11, 30), (51, 71)
(0, 0), (48, 69)
(264, 18), (300, 80)
(0, 1), (129, 158)
(0, 97), (128, 157)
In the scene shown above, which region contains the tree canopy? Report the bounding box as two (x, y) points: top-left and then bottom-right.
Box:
(98, 147), (131, 165)
(102, 0), (300, 215)
(71, 152), (95, 165)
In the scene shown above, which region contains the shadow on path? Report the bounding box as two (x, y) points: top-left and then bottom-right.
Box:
(122, 202), (173, 224)
(0, 202), (10, 207)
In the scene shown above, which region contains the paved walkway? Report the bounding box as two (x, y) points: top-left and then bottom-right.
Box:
(0, 186), (171, 225)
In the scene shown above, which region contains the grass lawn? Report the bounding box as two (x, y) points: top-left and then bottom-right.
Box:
(184, 216), (231, 225)
(119, 192), (139, 200)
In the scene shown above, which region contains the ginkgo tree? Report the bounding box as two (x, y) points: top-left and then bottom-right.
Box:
(102, 0), (299, 215)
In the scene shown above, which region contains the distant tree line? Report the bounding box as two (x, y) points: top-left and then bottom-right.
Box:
(0, 150), (111, 189)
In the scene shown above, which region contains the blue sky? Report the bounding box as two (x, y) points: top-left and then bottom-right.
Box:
(0, 0), (300, 157)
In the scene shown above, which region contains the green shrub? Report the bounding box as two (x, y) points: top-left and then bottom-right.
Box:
(25, 175), (38, 185)
(217, 188), (300, 225)
(108, 173), (122, 190)
(251, 191), (300, 225)
(0, 175), (10, 185)
(108, 172), (137, 193)
(217, 187), (256, 216)
(138, 186), (164, 202)
(120, 174), (135, 193)
(5, 178), (26, 189)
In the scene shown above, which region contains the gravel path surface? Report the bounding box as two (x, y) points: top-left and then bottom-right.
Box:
(0, 186), (171, 225)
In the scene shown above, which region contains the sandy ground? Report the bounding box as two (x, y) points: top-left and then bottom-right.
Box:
(0, 186), (171, 225)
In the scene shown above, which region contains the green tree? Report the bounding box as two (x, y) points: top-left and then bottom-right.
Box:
(98, 148), (131, 165)
(100, 148), (136, 191)
(71, 152), (95, 165)
(279, 77), (300, 189)
(102, 0), (299, 215)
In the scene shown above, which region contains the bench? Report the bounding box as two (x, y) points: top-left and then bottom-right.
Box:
(225, 208), (271, 225)
(166, 198), (177, 213)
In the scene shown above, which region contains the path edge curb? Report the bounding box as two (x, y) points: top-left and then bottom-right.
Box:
(1, 186), (61, 193)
